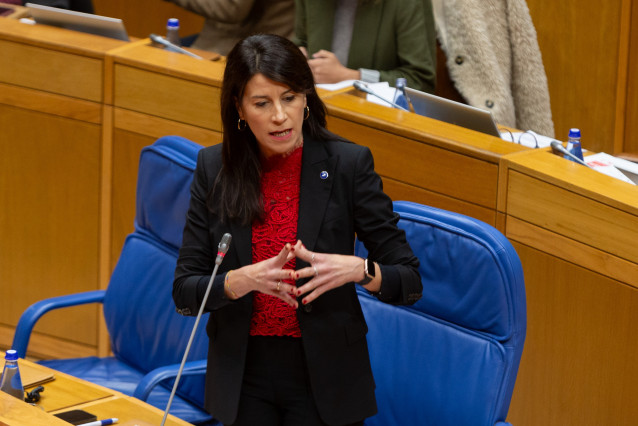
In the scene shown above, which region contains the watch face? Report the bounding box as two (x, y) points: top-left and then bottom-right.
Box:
(366, 259), (375, 278)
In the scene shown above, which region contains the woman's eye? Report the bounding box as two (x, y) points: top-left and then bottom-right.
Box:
(255, 101), (268, 108)
(283, 95), (296, 103)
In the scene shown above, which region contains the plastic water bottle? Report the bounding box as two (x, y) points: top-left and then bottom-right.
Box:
(565, 128), (584, 162)
(166, 18), (181, 46)
(393, 78), (410, 110)
(1, 350), (24, 400)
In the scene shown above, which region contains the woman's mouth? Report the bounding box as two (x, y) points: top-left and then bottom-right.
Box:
(271, 129), (291, 137)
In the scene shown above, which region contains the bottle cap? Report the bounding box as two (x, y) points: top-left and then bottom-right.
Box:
(395, 77), (407, 89)
(167, 18), (180, 28)
(5, 349), (18, 361)
(568, 128), (581, 138)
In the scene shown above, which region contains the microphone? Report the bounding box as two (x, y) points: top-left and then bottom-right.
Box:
(550, 141), (591, 168)
(353, 81), (409, 111)
(149, 33), (204, 59)
(215, 233), (232, 265)
(162, 233), (232, 426)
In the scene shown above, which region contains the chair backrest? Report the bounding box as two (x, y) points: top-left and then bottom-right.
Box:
(355, 201), (526, 426)
(102, 136), (206, 407)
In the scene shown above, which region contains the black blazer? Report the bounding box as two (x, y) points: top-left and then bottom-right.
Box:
(174, 135), (422, 425)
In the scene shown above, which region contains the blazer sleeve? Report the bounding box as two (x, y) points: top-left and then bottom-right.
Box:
(352, 145), (422, 305)
(291, 0), (307, 47)
(376, 0), (436, 93)
(164, 0), (256, 24)
(173, 148), (234, 316)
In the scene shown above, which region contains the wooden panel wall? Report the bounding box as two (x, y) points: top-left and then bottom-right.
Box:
(92, 0), (204, 40)
(526, 0), (633, 154)
(625, 0), (638, 153)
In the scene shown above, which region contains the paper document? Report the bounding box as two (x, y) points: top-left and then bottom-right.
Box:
(584, 152), (638, 185)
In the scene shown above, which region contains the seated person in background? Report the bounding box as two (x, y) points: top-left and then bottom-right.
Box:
(432, 0), (554, 136)
(162, 0), (295, 56)
(293, 0), (436, 93)
(23, 0), (94, 13)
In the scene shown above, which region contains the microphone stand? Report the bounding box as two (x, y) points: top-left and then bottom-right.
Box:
(550, 141), (592, 168)
(353, 81), (409, 111)
(161, 234), (232, 426)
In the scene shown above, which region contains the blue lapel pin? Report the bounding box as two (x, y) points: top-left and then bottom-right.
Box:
(320, 171), (329, 180)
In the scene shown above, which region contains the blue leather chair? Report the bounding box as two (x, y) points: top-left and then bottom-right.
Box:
(355, 201), (526, 426)
(12, 136), (216, 425)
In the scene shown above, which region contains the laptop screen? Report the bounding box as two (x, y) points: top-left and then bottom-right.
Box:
(405, 87), (501, 137)
(26, 3), (129, 41)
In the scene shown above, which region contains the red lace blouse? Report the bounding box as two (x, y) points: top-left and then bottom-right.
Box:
(249, 146), (302, 337)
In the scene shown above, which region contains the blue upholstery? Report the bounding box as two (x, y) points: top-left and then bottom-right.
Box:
(355, 201), (526, 426)
(12, 136), (217, 425)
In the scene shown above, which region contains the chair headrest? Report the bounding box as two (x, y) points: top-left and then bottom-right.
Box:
(135, 136), (203, 249)
(395, 201), (526, 340)
(357, 201), (526, 340)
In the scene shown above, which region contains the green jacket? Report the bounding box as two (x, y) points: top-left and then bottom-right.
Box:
(293, 0), (436, 93)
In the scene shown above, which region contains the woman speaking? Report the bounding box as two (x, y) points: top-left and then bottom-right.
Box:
(173, 34), (422, 426)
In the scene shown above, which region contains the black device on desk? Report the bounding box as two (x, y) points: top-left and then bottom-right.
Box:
(54, 409), (97, 425)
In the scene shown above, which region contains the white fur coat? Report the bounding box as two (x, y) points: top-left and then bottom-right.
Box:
(435, 0), (554, 136)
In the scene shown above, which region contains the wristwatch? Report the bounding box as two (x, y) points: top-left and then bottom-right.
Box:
(357, 258), (376, 286)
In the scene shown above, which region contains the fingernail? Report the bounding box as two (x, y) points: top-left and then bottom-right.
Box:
(302, 299), (307, 305)
(296, 289), (301, 296)
(295, 273), (300, 279)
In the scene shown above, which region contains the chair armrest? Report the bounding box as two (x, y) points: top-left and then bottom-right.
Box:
(12, 290), (106, 358)
(495, 422), (513, 426)
(133, 359), (207, 402)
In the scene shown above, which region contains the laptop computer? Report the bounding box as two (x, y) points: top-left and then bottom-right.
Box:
(26, 3), (129, 41)
(404, 87), (501, 137)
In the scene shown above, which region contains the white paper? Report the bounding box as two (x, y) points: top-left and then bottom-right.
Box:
(584, 152), (637, 185)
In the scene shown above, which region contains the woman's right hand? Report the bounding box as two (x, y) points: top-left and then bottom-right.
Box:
(224, 243), (299, 308)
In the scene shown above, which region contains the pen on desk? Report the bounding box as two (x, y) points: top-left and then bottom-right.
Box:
(77, 418), (118, 426)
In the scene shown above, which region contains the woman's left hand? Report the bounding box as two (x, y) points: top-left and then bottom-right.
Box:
(291, 240), (364, 305)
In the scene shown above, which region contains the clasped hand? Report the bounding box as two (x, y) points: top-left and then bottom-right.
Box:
(225, 240), (364, 309)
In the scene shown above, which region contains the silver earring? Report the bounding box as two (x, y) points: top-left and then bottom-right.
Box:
(237, 118), (246, 131)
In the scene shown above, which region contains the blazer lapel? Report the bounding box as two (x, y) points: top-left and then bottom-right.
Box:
(297, 137), (337, 256)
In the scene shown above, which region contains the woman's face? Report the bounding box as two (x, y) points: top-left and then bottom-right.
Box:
(237, 73), (307, 158)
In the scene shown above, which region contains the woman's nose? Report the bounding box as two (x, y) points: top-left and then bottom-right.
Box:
(272, 103), (286, 123)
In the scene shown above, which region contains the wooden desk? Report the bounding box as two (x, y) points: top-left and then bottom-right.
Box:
(0, 17), (127, 360)
(500, 149), (638, 425)
(322, 89), (528, 228)
(0, 354), (191, 425)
